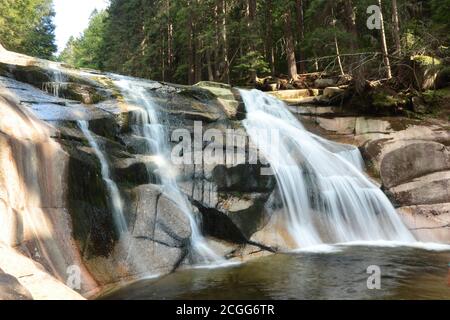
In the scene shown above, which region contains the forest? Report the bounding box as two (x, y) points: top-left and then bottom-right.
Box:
(1, 0), (450, 302)
(0, 0), (56, 60)
(0, 0), (448, 87)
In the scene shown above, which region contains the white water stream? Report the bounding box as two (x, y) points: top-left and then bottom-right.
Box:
(114, 77), (222, 264)
(240, 89), (415, 247)
(78, 120), (128, 234)
(43, 65), (67, 97)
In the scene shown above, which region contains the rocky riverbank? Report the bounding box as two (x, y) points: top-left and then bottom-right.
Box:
(0, 48), (448, 300)
(0, 48), (277, 298)
(289, 101), (450, 243)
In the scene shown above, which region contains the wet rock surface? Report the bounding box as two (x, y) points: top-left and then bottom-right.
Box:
(0, 49), (278, 297)
(0, 268), (33, 300)
(1, 47), (449, 299)
(296, 108), (450, 243)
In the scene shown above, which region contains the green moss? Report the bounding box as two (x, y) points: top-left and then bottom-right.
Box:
(412, 55), (442, 66)
(0, 63), (9, 76)
(434, 87), (450, 97)
(97, 76), (124, 101)
(372, 92), (407, 108)
(422, 87), (450, 103)
(179, 86), (216, 102)
(195, 81), (231, 89)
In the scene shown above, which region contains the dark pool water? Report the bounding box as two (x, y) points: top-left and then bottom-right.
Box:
(100, 244), (450, 300)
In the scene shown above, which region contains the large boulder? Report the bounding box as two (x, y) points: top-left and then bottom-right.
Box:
(398, 203), (450, 243)
(178, 159), (276, 245)
(0, 269), (33, 300)
(388, 171), (450, 206)
(411, 55), (443, 90)
(0, 245), (84, 300)
(361, 124), (450, 184)
(300, 111), (450, 244)
(314, 78), (336, 89)
(357, 122), (450, 244)
(0, 48), (282, 298)
(323, 87), (345, 99)
(315, 117), (356, 135)
(379, 141), (450, 188)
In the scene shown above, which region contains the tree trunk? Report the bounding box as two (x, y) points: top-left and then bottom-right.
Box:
(378, 0), (392, 79)
(166, 0), (173, 82)
(247, 0), (257, 28)
(283, 10), (298, 80)
(206, 48), (214, 81)
(214, 3), (220, 80)
(392, 0), (401, 55)
(332, 7), (345, 76)
(343, 0), (358, 73)
(334, 34), (345, 76)
(195, 37), (202, 83)
(247, 0), (257, 52)
(194, 0), (203, 83)
(343, 0), (358, 50)
(161, 26), (166, 81)
(265, 0), (275, 75)
(219, 0), (230, 83)
(187, 0), (195, 84)
(295, 0), (306, 73)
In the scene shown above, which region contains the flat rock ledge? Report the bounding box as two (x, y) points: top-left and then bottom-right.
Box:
(0, 244), (85, 300)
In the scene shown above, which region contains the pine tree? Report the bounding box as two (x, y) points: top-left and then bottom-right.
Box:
(56, 0), (449, 85)
(0, 0), (56, 59)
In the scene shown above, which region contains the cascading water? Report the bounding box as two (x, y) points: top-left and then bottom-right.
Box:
(311, 134), (365, 171)
(43, 64), (67, 97)
(78, 120), (128, 234)
(113, 77), (222, 264)
(240, 89), (415, 247)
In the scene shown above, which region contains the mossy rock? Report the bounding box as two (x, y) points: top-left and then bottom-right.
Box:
(178, 86), (217, 103)
(411, 55), (445, 90)
(372, 92), (407, 108)
(371, 88), (408, 114)
(0, 63), (51, 86)
(195, 81), (231, 89)
(411, 55), (442, 66)
(62, 83), (108, 104)
(436, 66), (450, 88)
(0, 63), (9, 77)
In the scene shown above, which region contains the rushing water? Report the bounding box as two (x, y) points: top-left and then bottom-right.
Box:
(240, 89), (415, 247)
(113, 77), (222, 264)
(100, 244), (450, 300)
(42, 64), (67, 97)
(78, 120), (128, 233)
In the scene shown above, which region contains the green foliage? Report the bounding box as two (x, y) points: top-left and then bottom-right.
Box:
(54, 0), (450, 85)
(372, 91), (407, 108)
(0, 0), (56, 59)
(233, 51), (271, 82)
(430, 0), (450, 28)
(423, 87), (450, 102)
(59, 10), (107, 69)
(412, 55), (441, 66)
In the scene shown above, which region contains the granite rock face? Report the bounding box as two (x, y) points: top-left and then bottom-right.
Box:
(0, 269), (33, 300)
(0, 49), (277, 297)
(1, 47), (449, 300)
(297, 109), (450, 243)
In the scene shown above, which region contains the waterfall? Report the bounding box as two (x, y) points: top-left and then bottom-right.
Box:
(78, 120), (128, 234)
(43, 65), (67, 97)
(113, 77), (222, 264)
(240, 89), (415, 247)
